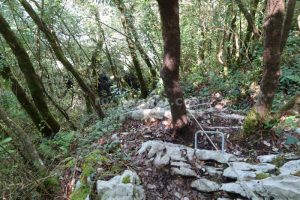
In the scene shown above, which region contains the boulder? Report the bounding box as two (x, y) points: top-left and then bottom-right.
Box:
(96, 170), (145, 200)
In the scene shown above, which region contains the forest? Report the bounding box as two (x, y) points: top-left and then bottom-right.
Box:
(0, 0), (300, 199)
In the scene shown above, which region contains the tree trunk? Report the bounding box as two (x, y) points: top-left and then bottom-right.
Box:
(19, 0), (105, 118)
(113, 1), (148, 98)
(243, 0), (286, 134)
(0, 64), (53, 137)
(157, 0), (191, 139)
(95, 12), (121, 87)
(114, 0), (158, 89)
(235, 0), (260, 37)
(0, 13), (60, 137)
(273, 93), (300, 119)
(244, 0), (260, 46)
(0, 107), (61, 198)
(280, 0), (296, 52)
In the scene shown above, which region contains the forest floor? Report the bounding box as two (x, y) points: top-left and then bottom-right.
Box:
(63, 95), (300, 200)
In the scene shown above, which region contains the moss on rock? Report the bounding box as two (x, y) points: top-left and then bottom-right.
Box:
(255, 173), (271, 180)
(81, 150), (110, 181)
(122, 175), (131, 184)
(242, 109), (261, 135)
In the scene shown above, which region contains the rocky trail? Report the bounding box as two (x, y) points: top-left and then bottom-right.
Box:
(69, 95), (300, 200)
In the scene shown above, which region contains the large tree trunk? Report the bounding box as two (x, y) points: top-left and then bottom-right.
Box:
(0, 64), (53, 137)
(19, 0), (105, 118)
(113, 0), (149, 98)
(0, 13), (60, 137)
(243, 0), (286, 135)
(157, 0), (191, 138)
(0, 107), (61, 198)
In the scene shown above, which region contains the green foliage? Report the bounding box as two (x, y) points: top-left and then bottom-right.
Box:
(81, 149), (110, 180)
(70, 184), (90, 200)
(44, 176), (60, 190)
(271, 156), (286, 168)
(85, 107), (124, 144)
(38, 131), (75, 160)
(285, 135), (299, 145)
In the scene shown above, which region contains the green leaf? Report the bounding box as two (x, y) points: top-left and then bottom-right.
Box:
(0, 137), (12, 145)
(285, 136), (299, 145)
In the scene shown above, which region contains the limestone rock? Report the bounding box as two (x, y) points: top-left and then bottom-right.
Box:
(204, 166), (223, 176)
(191, 178), (220, 192)
(280, 159), (300, 175)
(223, 162), (276, 180)
(195, 149), (238, 163)
(127, 108), (171, 120)
(257, 154), (279, 163)
(96, 170), (145, 200)
(171, 161), (198, 177)
(221, 175), (300, 199)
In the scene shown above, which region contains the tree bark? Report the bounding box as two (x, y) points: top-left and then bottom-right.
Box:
(273, 93), (300, 119)
(255, 0), (285, 118)
(157, 0), (191, 138)
(95, 12), (121, 87)
(19, 0), (105, 118)
(0, 64), (53, 137)
(114, 0), (158, 88)
(235, 0), (260, 37)
(112, 0), (148, 98)
(244, 0), (260, 45)
(0, 107), (61, 198)
(0, 13), (60, 137)
(280, 0), (296, 52)
(243, 0), (286, 135)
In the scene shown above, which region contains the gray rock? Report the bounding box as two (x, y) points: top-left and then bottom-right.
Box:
(195, 149), (238, 163)
(295, 128), (300, 134)
(284, 153), (300, 160)
(257, 154), (279, 163)
(174, 192), (181, 199)
(223, 162), (276, 180)
(221, 175), (300, 200)
(191, 178), (220, 192)
(171, 161), (198, 177)
(138, 141), (193, 169)
(75, 180), (81, 190)
(204, 166), (223, 176)
(127, 108), (171, 120)
(220, 182), (252, 198)
(171, 166), (198, 177)
(111, 133), (119, 142)
(97, 170), (145, 200)
(280, 159), (300, 175)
